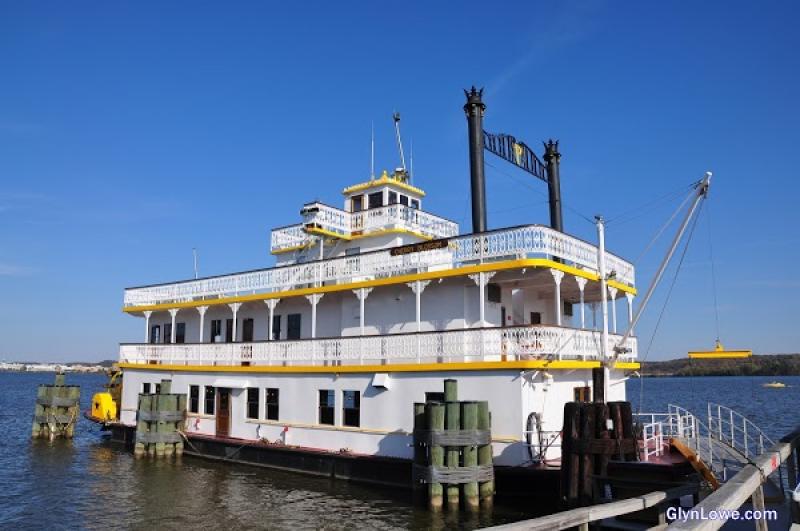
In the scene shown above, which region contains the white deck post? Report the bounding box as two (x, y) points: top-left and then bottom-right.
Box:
(229, 303), (241, 342)
(407, 281), (430, 332)
(608, 286), (618, 334)
(264, 299), (280, 340)
(596, 216), (610, 402)
(143, 311), (152, 342)
(197, 306), (208, 342)
(353, 288), (373, 335)
(550, 269), (564, 326)
(469, 272), (495, 328)
(575, 277), (587, 329)
(306, 294), (324, 338)
(625, 292), (634, 333)
(168, 309), (178, 344)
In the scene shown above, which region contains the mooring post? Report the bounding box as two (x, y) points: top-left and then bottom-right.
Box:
(175, 393), (186, 456)
(579, 403), (595, 506)
(413, 402), (426, 505)
(446, 400), (461, 510)
(477, 400), (494, 509)
(134, 394), (148, 458)
(427, 402), (445, 511)
(462, 401), (480, 512)
(751, 484), (769, 531)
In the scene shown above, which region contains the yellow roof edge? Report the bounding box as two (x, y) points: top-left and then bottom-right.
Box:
(342, 175), (426, 197)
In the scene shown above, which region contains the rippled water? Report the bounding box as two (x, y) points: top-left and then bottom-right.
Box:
(2, 372), (798, 529)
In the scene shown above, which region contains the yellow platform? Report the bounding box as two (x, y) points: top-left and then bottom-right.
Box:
(688, 340), (752, 359)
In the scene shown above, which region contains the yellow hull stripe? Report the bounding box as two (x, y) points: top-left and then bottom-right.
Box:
(124, 257), (636, 313)
(118, 360), (639, 373)
(688, 351), (752, 359)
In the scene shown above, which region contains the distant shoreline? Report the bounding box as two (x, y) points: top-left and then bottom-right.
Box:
(639, 353), (800, 377)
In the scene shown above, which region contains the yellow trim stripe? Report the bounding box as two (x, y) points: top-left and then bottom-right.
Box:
(342, 176), (425, 197)
(272, 228), (433, 254)
(124, 257), (637, 313)
(688, 351), (752, 359)
(118, 360), (640, 373)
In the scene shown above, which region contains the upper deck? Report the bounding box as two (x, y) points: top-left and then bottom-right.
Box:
(124, 224), (635, 309)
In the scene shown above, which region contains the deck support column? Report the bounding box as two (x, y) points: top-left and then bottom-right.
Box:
(353, 288), (373, 335)
(469, 272), (495, 327)
(264, 299), (280, 340)
(229, 303), (241, 342)
(168, 309), (178, 344)
(407, 281), (431, 332)
(625, 293), (634, 333)
(575, 276), (587, 329)
(197, 306), (208, 342)
(306, 294), (324, 339)
(143, 311), (153, 343)
(550, 269), (564, 326)
(608, 286), (618, 334)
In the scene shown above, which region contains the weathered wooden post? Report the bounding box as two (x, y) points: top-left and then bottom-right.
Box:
(579, 403), (596, 506)
(428, 402), (445, 511)
(32, 372), (80, 440)
(134, 393), (149, 458)
(412, 402), (426, 505)
(443, 379), (460, 510)
(462, 400), (480, 512)
(477, 400), (494, 509)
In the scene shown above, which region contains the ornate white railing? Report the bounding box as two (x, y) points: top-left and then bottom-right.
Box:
(270, 224), (306, 251)
(126, 225), (635, 307)
(301, 202), (350, 236)
(119, 325), (637, 367)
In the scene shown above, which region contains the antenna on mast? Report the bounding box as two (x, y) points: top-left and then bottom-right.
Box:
(370, 121), (375, 181)
(393, 112), (407, 175)
(192, 248), (199, 279)
(409, 137), (414, 185)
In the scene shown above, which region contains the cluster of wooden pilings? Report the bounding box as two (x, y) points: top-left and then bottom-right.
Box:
(32, 373), (80, 440)
(412, 379), (494, 512)
(134, 379), (186, 458)
(560, 401), (637, 508)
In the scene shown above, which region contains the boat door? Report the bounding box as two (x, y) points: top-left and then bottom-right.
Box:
(216, 388), (231, 437)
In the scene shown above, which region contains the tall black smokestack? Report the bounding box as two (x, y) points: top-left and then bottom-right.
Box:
(543, 139), (564, 232)
(464, 87), (487, 233)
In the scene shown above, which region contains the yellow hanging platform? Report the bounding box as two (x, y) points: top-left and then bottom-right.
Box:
(688, 340), (752, 359)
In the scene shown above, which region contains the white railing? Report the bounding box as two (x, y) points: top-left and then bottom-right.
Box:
(119, 325), (637, 367)
(270, 224), (306, 251)
(125, 225), (636, 307)
(706, 402), (773, 461)
(301, 202), (350, 236)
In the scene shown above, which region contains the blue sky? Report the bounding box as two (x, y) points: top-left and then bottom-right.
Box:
(1, 1), (797, 362)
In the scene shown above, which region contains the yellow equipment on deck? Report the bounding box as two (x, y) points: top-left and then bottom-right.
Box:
(688, 340), (752, 359)
(90, 392), (117, 422)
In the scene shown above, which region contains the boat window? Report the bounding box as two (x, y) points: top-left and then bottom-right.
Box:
(176, 322), (186, 344)
(225, 319), (234, 343)
(487, 283), (501, 303)
(287, 314), (302, 340)
(563, 302), (573, 317)
(425, 392), (444, 402)
(242, 318), (254, 342)
(164, 323), (172, 344)
(189, 385), (199, 413)
(388, 191), (398, 205)
(271, 315), (282, 340)
(352, 195), (363, 212)
(343, 390), (360, 427)
(368, 191), (383, 209)
(345, 247), (361, 256)
(266, 388), (279, 421)
(142, 383), (151, 394)
(573, 386), (591, 402)
(410, 199), (420, 210)
(319, 390), (335, 425)
(211, 320), (222, 343)
(246, 388), (259, 419)
(530, 312), (542, 325)
(150, 325), (161, 344)
(205, 386), (216, 415)
(399, 195), (409, 206)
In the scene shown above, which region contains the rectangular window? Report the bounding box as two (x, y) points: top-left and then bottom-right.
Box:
(573, 386), (591, 402)
(318, 390), (335, 425)
(272, 315), (282, 340)
(266, 388), (279, 421)
(225, 319), (234, 343)
(388, 191), (398, 205)
(425, 392), (444, 402)
(142, 383), (152, 394)
(205, 386), (216, 415)
(164, 323), (172, 344)
(342, 390), (360, 427)
(287, 313), (302, 340)
(246, 387), (259, 419)
(211, 319), (222, 343)
(155, 383), (161, 394)
(368, 191), (383, 209)
(345, 247), (361, 256)
(563, 301), (574, 317)
(189, 385), (199, 413)
(530, 312), (542, 325)
(410, 199), (420, 209)
(150, 325), (161, 344)
(399, 195), (409, 206)
(242, 318), (254, 342)
(487, 283), (501, 303)
(176, 322), (186, 344)
(351, 195), (363, 212)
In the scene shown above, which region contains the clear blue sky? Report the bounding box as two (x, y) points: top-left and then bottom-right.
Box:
(1, 1), (797, 362)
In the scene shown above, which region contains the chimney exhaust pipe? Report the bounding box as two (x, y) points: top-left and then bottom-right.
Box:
(464, 87), (487, 234)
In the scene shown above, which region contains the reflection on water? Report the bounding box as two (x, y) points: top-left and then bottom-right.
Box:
(4, 372), (798, 529)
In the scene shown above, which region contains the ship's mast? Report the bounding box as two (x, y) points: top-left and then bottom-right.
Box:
(393, 112), (407, 175)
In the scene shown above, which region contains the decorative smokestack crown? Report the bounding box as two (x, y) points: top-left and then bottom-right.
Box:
(543, 139), (561, 163)
(463, 86), (485, 116)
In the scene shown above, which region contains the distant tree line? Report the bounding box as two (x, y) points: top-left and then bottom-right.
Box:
(642, 354), (800, 377)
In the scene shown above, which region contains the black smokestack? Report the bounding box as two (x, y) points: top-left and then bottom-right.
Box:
(543, 139), (563, 232)
(464, 87), (487, 234)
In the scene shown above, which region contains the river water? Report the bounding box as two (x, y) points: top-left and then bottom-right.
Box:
(1, 372), (798, 529)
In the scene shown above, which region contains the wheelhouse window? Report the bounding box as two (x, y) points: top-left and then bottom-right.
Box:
(410, 198), (420, 209)
(266, 388), (279, 421)
(351, 195), (363, 212)
(399, 195), (409, 206)
(368, 191), (383, 209)
(205, 386), (216, 415)
(211, 319), (222, 343)
(176, 322), (186, 344)
(287, 314), (302, 340)
(189, 385), (199, 413)
(318, 390), (335, 425)
(343, 390), (360, 427)
(388, 191), (398, 205)
(246, 388), (259, 419)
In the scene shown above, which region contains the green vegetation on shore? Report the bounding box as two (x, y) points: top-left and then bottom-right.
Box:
(642, 354), (800, 377)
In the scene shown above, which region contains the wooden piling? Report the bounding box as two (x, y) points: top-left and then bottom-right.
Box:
(562, 402), (581, 507)
(31, 373), (79, 440)
(462, 401), (480, 512)
(413, 402), (426, 505)
(579, 403), (596, 506)
(477, 400), (493, 509)
(134, 393), (149, 458)
(427, 402), (445, 511)
(446, 400), (461, 510)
